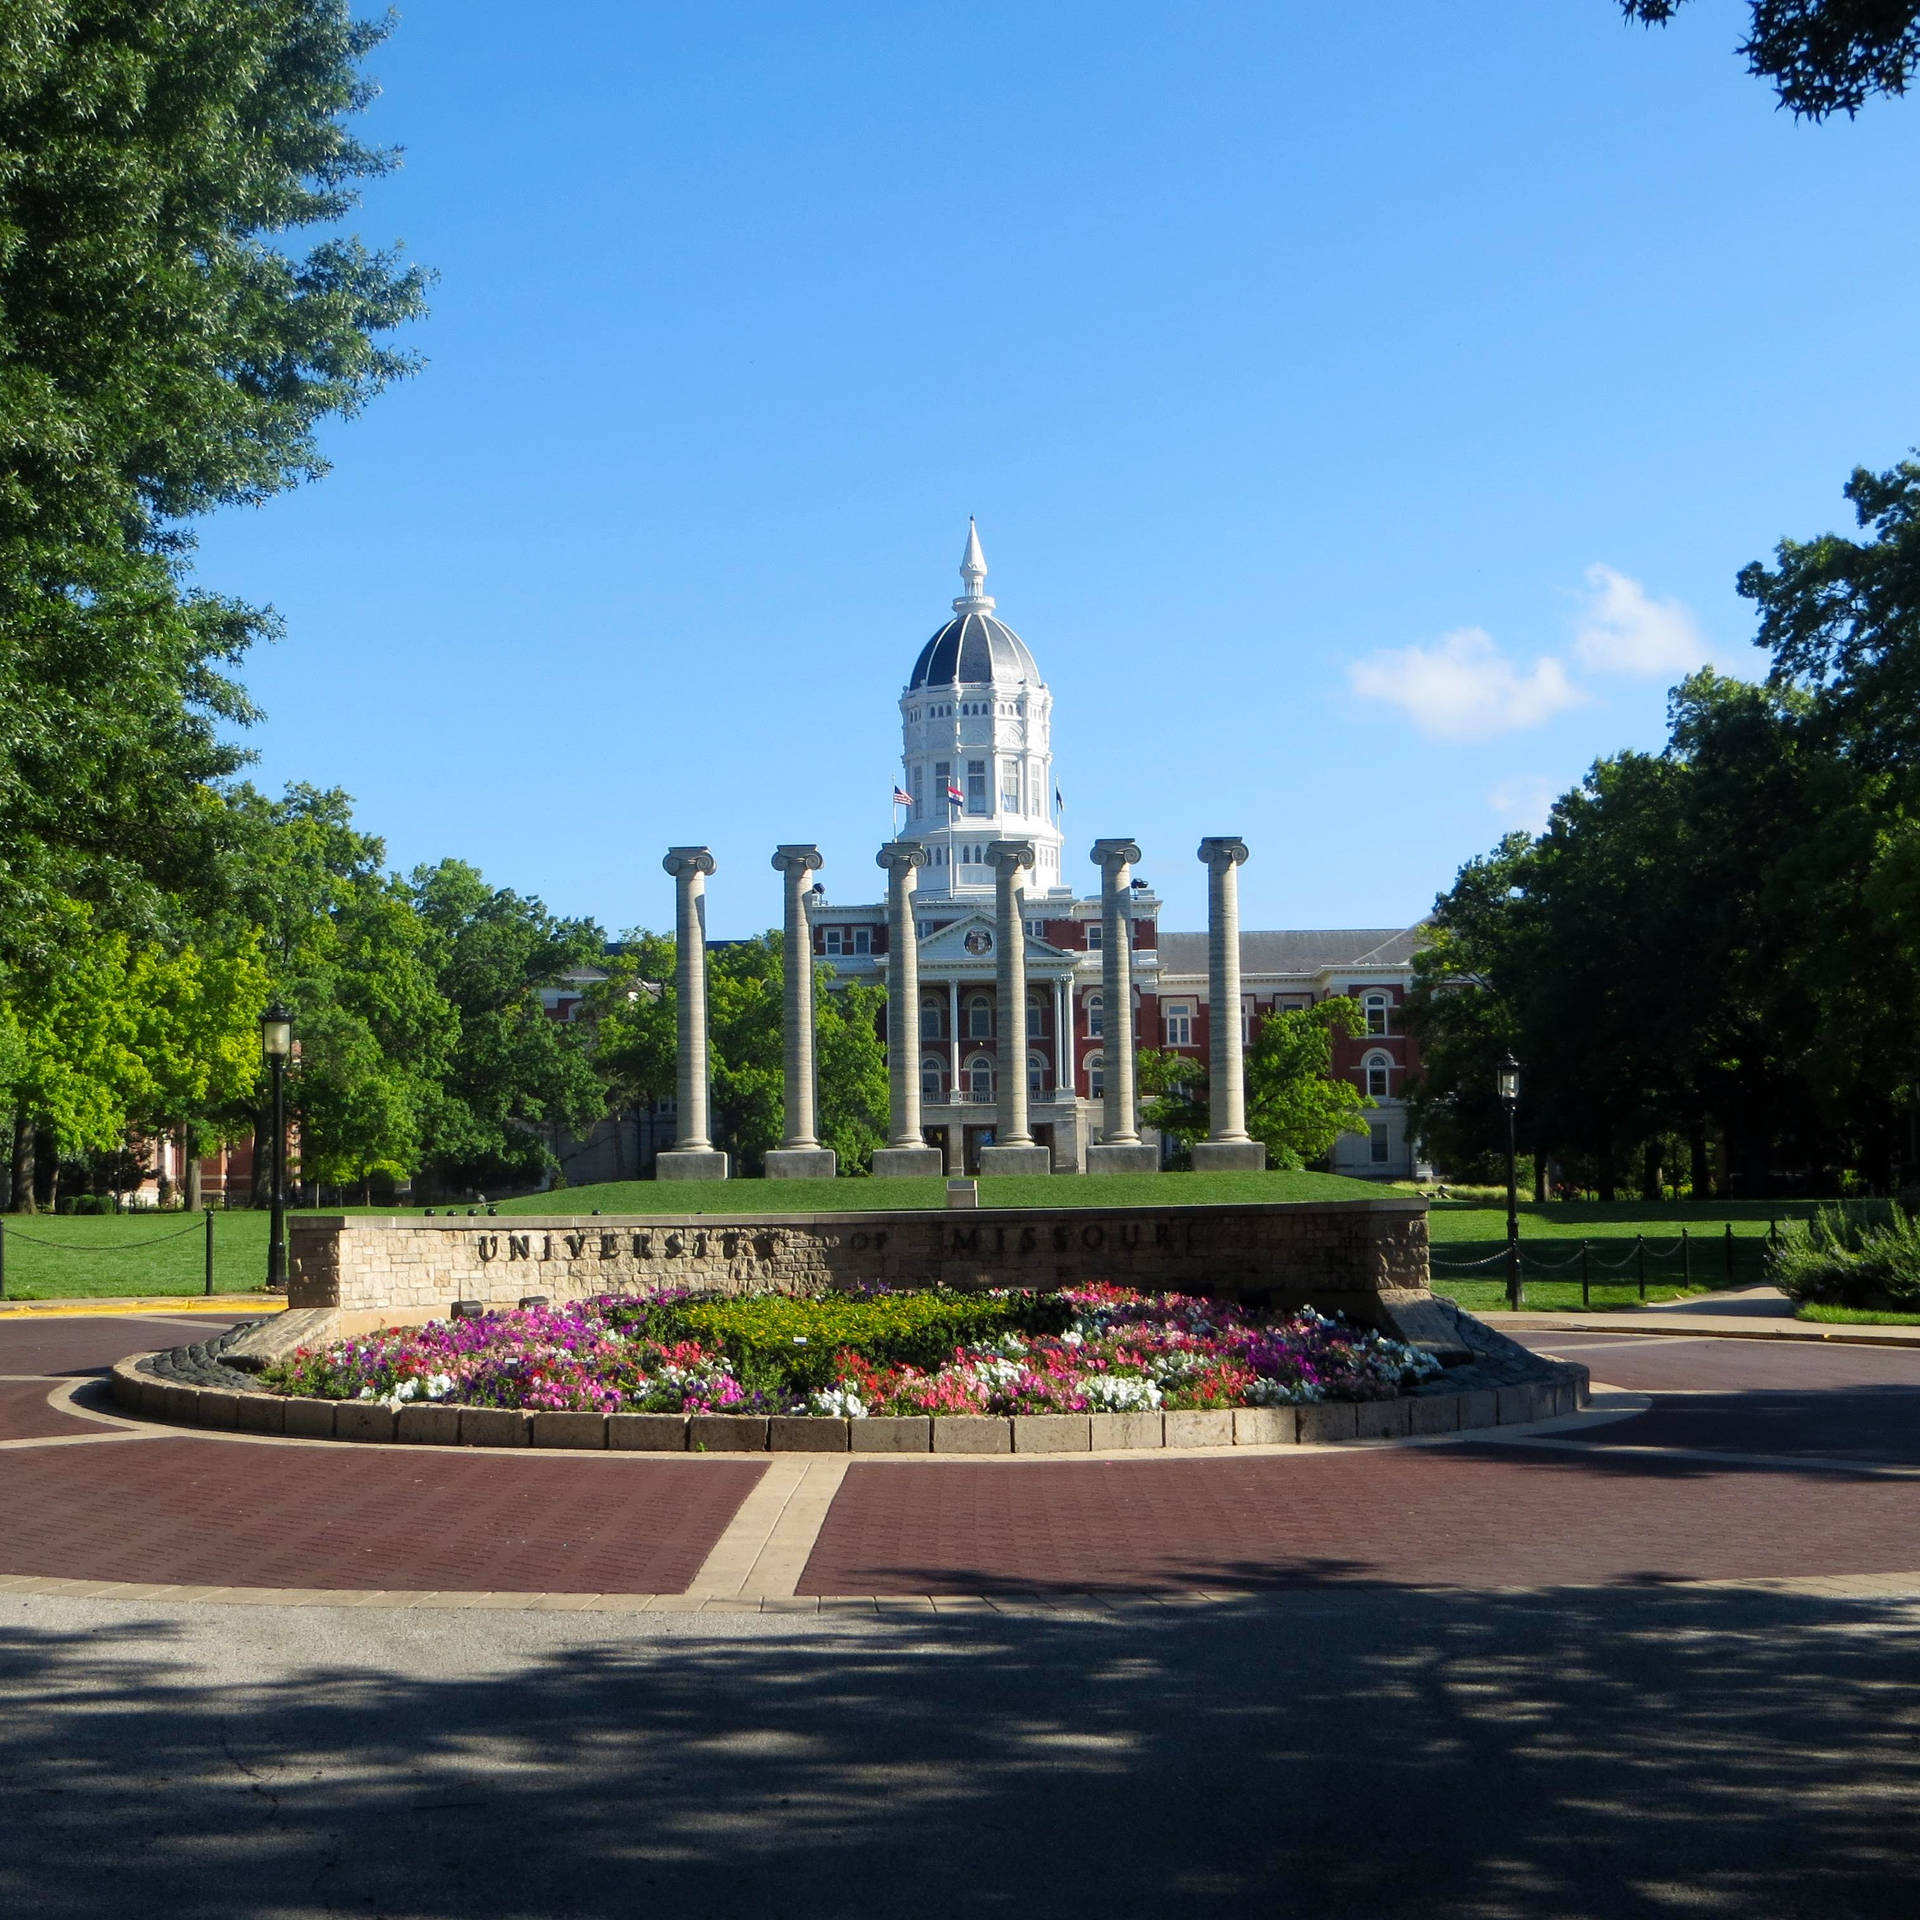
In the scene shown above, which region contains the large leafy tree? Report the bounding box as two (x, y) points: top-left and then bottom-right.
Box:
(410, 860), (606, 1195)
(0, 0), (427, 956)
(1622, 2), (1920, 117)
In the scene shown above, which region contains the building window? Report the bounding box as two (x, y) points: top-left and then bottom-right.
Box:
(1364, 1051), (1392, 1099)
(1025, 918), (1046, 939)
(920, 994), (944, 1040)
(1001, 760), (1020, 813)
(1164, 1004), (1193, 1047)
(851, 927), (871, 956)
(935, 760), (951, 813)
(967, 760), (988, 813)
(1085, 1052), (1105, 1101)
(1370, 1124), (1390, 1166)
(1365, 992), (1390, 1037)
(967, 994), (993, 1039)
(1027, 989), (1049, 1036)
(911, 767), (924, 817)
(823, 927), (844, 956)
(1085, 992), (1104, 1039)
(966, 1055), (995, 1099)
(1028, 1051), (1051, 1095)
(921, 1057), (946, 1102)
(1085, 922), (1103, 950)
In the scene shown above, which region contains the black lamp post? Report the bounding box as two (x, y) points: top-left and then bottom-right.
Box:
(1498, 1052), (1521, 1308)
(261, 1002), (293, 1288)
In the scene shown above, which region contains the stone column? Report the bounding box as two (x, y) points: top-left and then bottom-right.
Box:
(656, 847), (729, 1181)
(873, 841), (944, 1179)
(1087, 838), (1158, 1174)
(766, 846), (836, 1179)
(1191, 836), (1266, 1172)
(978, 840), (1050, 1176)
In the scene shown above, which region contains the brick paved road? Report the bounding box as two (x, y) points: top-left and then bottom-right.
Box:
(6, 1312), (1919, 1599)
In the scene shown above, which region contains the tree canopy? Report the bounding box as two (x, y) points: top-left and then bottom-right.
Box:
(1621, 1), (1920, 118)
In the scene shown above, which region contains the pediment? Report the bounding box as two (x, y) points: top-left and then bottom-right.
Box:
(917, 912), (1072, 967)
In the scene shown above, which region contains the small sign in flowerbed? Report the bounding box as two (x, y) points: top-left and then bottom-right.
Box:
(260, 1286), (1441, 1417)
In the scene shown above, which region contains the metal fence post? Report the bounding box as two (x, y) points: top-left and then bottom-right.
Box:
(1581, 1239), (1590, 1309)
(1636, 1233), (1646, 1299)
(1682, 1226), (1691, 1289)
(1725, 1220), (1735, 1282)
(0, 1216), (6, 1301)
(204, 1208), (215, 1297)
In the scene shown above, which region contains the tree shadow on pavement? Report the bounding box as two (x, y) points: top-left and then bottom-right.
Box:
(1, 1582), (1916, 1919)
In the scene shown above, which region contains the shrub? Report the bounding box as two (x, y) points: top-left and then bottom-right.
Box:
(1770, 1203), (1920, 1306)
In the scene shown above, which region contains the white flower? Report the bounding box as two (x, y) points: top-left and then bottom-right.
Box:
(810, 1383), (867, 1418)
(424, 1372), (456, 1401)
(1082, 1373), (1161, 1412)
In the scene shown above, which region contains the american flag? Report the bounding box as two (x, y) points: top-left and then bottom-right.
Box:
(893, 786), (912, 807)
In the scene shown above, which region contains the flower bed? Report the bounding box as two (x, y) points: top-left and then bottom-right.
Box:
(261, 1286), (1442, 1417)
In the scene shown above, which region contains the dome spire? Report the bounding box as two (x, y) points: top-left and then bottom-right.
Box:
(953, 517), (995, 613)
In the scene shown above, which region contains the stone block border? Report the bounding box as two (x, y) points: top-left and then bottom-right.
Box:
(111, 1352), (1588, 1453)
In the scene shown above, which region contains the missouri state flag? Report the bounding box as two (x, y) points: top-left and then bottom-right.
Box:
(947, 781), (965, 806)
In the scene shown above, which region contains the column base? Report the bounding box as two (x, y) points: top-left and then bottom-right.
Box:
(655, 1149), (730, 1181)
(1086, 1142), (1160, 1175)
(977, 1144), (1052, 1178)
(765, 1148), (836, 1180)
(1191, 1140), (1267, 1173)
(871, 1146), (945, 1179)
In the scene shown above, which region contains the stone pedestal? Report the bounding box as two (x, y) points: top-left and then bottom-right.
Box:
(1191, 1140), (1267, 1173)
(977, 1143), (1052, 1177)
(770, 844), (835, 1180)
(1087, 1141), (1160, 1175)
(765, 1148), (837, 1179)
(657, 1148), (731, 1181)
(873, 1145), (945, 1179)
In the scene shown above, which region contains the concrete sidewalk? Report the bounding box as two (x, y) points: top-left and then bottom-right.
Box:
(1495, 1284), (1920, 1347)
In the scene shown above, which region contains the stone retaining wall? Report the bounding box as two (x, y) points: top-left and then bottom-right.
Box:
(290, 1198), (1431, 1334)
(110, 1351), (1587, 1452)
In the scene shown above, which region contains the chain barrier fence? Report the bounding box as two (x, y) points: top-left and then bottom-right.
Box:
(1429, 1221), (1785, 1307)
(0, 1210), (226, 1302)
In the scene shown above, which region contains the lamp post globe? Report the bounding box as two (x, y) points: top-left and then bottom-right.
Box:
(260, 1003), (293, 1289)
(1498, 1052), (1521, 1308)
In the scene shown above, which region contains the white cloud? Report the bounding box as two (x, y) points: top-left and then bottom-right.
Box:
(1572, 565), (1709, 676)
(1488, 775), (1556, 833)
(1348, 628), (1586, 742)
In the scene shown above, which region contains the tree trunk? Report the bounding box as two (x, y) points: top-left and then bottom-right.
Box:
(1689, 1127), (1711, 1202)
(8, 1108), (32, 1214)
(1641, 1139), (1663, 1204)
(1532, 1152), (1547, 1204)
(251, 1110), (273, 1209)
(40, 1130), (59, 1213)
(1597, 1141), (1617, 1203)
(183, 1122), (203, 1212)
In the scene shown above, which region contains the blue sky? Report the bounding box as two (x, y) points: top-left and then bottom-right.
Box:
(191, 0), (1920, 940)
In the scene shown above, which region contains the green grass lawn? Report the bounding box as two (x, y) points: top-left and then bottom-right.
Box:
(1794, 1302), (1920, 1326)
(0, 1208), (279, 1302)
(496, 1168), (1387, 1216)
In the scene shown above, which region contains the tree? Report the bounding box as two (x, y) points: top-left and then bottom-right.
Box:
(1622, 2), (1920, 118)
(411, 861), (606, 1194)
(1136, 1048), (1209, 1164)
(0, 1), (428, 961)
(1244, 998), (1375, 1171)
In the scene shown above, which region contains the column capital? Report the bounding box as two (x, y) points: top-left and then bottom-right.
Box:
(664, 846), (717, 880)
(1090, 837), (1142, 873)
(1196, 836), (1249, 872)
(771, 843), (824, 878)
(985, 839), (1036, 876)
(876, 839), (929, 876)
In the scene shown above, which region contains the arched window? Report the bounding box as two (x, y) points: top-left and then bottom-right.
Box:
(1364, 992), (1391, 1037)
(920, 1056), (946, 1102)
(965, 1055), (995, 1100)
(1363, 1051), (1392, 1099)
(1027, 988), (1049, 1037)
(1085, 1052), (1105, 1101)
(967, 994), (994, 1040)
(1028, 1051), (1050, 1096)
(1085, 992), (1104, 1039)
(920, 994), (944, 1041)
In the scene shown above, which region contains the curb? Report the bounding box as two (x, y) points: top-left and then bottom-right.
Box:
(109, 1353), (1589, 1454)
(1495, 1314), (1920, 1349)
(0, 1296), (284, 1320)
